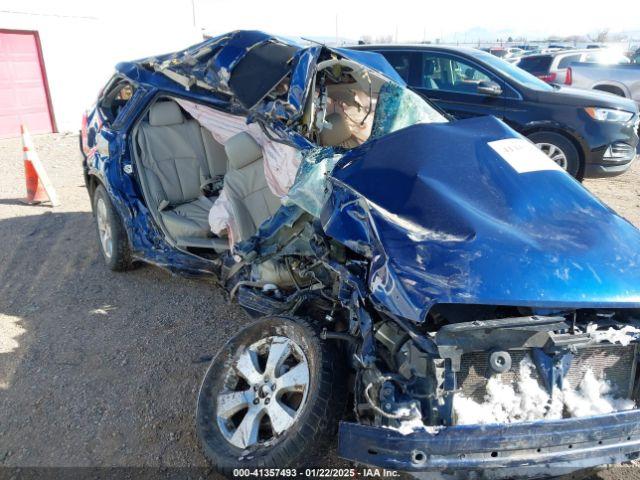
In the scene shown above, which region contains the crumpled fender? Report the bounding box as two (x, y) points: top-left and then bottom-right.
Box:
(322, 116), (640, 322)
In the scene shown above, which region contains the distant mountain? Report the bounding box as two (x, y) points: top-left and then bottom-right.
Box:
(446, 27), (519, 42)
(441, 27), (640, 44)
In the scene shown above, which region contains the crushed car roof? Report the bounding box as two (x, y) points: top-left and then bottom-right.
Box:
(132, 30), (406, 122)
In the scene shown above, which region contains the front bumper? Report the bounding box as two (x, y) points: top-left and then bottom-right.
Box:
(584, 154), (636, 177)
(338, 409), (640, 475)
(582, 116), (639, 178)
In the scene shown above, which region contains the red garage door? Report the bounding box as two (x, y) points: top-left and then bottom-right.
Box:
(0, 30), (54, 138)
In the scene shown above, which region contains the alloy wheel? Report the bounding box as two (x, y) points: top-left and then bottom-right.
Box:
(216, 336), (310, 449)
(535, 142), (569, 170)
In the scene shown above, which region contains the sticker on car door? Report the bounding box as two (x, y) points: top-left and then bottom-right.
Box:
(488, 138), (565, 174)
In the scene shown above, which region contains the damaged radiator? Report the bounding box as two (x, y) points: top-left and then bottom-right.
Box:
(458, 344), (638, 402)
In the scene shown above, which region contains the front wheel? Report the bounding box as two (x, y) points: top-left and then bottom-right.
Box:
(196, 316), (346, 476)
(527, 131), (582, 180)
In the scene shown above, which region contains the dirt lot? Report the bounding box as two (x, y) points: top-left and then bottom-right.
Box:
(1, 132), (639, 479)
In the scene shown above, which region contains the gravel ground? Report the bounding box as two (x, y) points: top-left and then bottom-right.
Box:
(0, 132), (639, 479)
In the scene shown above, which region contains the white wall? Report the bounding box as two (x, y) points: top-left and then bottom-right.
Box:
(1, 0), (203, 133)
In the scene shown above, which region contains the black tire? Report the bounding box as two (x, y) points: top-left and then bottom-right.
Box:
(196, 316), (347, 476)
(92, 184), (133, 271)
(527, 131), (582, 180)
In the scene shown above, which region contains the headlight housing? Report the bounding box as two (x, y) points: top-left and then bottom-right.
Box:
(584, 107), (634, 123)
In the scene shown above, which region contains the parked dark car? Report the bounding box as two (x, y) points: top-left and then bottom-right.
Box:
(355, 45), (639, 179)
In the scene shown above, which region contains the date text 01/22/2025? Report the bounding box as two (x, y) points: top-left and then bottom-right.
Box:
(232, 468), (400, 477)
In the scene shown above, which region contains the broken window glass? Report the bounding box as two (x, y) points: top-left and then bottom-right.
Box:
(370, 82), (447, 139)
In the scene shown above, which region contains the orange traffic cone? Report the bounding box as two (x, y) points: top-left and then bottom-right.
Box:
(21, 125), (60, 206)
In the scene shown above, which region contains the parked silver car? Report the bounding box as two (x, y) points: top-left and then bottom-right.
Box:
(487, 46), (524, 60)
(518, 48), (630, 84)
(565, 63), (640, 107)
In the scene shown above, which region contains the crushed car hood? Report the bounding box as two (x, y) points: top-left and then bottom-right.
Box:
(321, 116), (640, 322)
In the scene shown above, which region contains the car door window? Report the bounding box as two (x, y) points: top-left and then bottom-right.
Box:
(419, 53), (493, 94)
(98, 79), (137, 124)
(420, 54), (444, 90)
(584, 51), (629, 64)
(379, 51), (412, 82)
(583, 52), (599, 63)
(557, 54), (581, 69)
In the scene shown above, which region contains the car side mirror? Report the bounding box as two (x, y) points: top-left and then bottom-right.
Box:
(477, 81), (503, 96)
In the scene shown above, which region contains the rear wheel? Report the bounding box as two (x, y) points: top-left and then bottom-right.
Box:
(196, 316), (346, 476)
(527, 131), (582, 180)
(93, 184), (133, 271)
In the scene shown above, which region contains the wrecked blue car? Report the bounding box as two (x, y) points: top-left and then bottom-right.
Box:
(81, 31), (640, 479)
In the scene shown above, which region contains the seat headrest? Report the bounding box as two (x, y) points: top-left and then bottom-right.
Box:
(424, 59), (436, 75)
(225, 132), (262, 170)
(149, 102), (184, 127)
(320, 112), (353, 147)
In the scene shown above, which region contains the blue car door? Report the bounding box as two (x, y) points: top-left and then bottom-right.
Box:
(84, 78), (146, 189)
(409, 51), (506, 121)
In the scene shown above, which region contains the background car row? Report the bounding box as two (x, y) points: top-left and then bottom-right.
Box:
(355, 44), (640, 180)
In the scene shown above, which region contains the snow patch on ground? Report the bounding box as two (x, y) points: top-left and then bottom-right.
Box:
(0, 314), (25, 354)
(454, 355), (635, 425)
